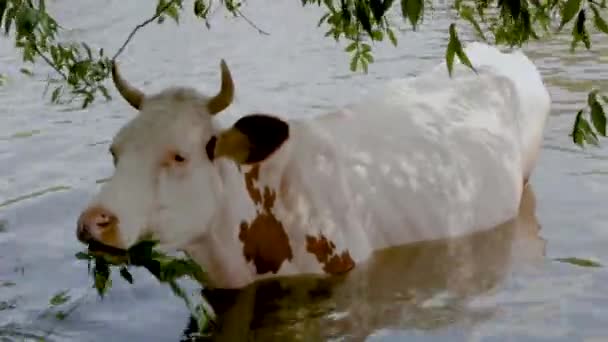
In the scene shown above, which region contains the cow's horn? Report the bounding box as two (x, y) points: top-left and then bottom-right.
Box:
(207, 59), (234, 115)
(111, 61), (144, 110)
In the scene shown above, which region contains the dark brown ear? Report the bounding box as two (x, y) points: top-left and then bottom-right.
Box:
(207, 114), (289, 164)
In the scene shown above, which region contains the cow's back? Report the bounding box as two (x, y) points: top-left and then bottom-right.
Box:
(276, 44), (549, 267)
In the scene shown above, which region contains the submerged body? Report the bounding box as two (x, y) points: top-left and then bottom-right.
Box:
(76, 42), (551, 289)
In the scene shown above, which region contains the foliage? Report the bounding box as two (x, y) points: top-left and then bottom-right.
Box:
(75, 240), (216, 335)
(555, 256), (603, 267)
(2, 0), (608, 146)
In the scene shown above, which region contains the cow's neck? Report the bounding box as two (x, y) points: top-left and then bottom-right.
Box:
(185, 123), (301, 289)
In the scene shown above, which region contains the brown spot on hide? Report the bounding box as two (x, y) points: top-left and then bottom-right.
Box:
(306, 234), (355, 275)
(239, 165), (293, 274)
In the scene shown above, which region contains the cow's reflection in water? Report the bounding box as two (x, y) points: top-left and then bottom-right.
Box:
(182, 184), (545, 341)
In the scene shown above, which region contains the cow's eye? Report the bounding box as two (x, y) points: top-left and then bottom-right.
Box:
(174, 154), (186, 163)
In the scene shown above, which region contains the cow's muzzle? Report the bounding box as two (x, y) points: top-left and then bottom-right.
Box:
(76, 206), (123, 249)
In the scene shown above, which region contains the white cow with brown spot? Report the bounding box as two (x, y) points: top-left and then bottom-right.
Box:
(76, 42), (551, 290)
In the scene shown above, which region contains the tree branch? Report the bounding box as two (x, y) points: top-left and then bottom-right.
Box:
(112, 0), (181, 61)
(33, 45), (68, 81)
(234, 8), (270, 35)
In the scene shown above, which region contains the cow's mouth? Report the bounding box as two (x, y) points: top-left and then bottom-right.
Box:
(87, 239), (128, 258)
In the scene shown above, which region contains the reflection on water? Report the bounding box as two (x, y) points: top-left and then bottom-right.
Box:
(188, 186), (544, 341)
(1, 0), (608, 341)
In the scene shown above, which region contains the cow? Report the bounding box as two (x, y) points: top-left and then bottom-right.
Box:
(76, 41), (551, 291)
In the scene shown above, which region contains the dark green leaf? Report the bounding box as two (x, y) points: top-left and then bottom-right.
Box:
(20, 68), (33, 76)
(446, 29), (456, 76)
(82, 42), (92, 60)
(345, 41), (357, 52)
(74, 251), (92, 260)
(194, 0), (207, 18)
(387, 27), (398, 46)
(555, 257), (602, 267)
(460, 5), (487, 41)
(317, 12), (330, 26)
(0, 0), (7, 27)
(119, 266), (134, 284)
(4, 7), (14, 35)
(560, 0), (582, 30)
(361, 58), (369, 73)
(370, 0), (385, 22)
(590, 4), (608, 34)
(99, 85), (111, 100)
(355, 1), (373, 36)
(405, 0), (423, 30)
(371, 29), (383, 40)
(591, 102), (606, 136)
(49, 290), (70, 306)
(350, 55), (358, 72)
(571, 109), (585, 146)
(165, 5), (180, 24)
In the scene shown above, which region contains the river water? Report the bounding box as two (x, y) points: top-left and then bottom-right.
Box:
(1, 0), (608, 341)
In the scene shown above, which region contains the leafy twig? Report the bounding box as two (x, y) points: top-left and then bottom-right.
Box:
(32, 45), (67, 81)
(112, 0), (182, 61)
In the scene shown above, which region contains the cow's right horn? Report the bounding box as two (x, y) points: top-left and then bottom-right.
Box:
(111, 61), (144, 110)
(207, 59), (234, 115)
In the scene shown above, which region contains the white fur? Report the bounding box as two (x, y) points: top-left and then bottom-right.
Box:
(79, 42), (551, 289)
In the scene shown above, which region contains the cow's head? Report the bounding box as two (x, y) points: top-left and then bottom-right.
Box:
(76, 60), (289, 251)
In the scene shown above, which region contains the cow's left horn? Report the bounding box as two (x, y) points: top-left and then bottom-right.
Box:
(207, 59), (234, 115)
(111, 61), (144, 110)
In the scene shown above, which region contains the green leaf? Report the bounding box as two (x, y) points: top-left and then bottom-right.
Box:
(370, 0), (386, 22)
(349, 54), (358, 72)
(405, 0), (423, 30)
(345, 41), (357, 52)
(579, 113), (599, 146)
(460, 5), (486, 41)
(387, 27), (398, 46)
(446, 32), (456, 76)
(363, 52), (374, 62)
(571, 109), (585, 146)
(355, 1), (373, 36)
(4, 7), (15, 35)
(371, 29), (384, 40)
(446, 23), (475, 75)
(74, 251), (92, 260)
(591, 102), (607, 136)
(165, 4), (180, 24)
(20, 68), (33, 76)
(555, 257), (602, 267)
(194, 0), (208, 18)
(0, 0), (7, 27)
(317, 12), (330, 26)
(590, 4), (608, 34)
(49, 290), (70, 306)
(560, 0), (582, 30)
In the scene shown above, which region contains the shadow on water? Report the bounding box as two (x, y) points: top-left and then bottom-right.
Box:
(180, 185), (545, 341)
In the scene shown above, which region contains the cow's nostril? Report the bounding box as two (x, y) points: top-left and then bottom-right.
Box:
(76, 223), (93, 242)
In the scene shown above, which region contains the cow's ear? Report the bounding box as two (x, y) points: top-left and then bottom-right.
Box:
(206, 114), (289, 164)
